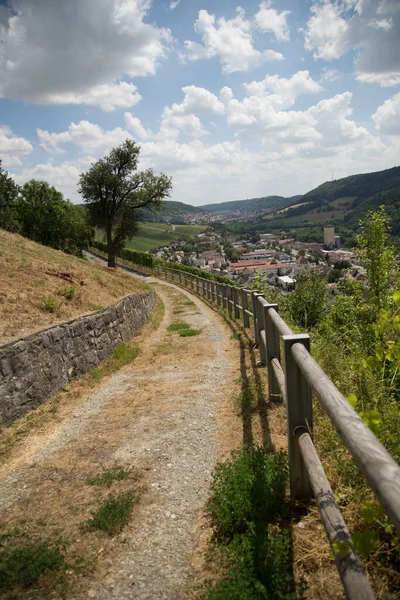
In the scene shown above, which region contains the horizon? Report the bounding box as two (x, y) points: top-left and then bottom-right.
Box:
(1, 0), (399, 206)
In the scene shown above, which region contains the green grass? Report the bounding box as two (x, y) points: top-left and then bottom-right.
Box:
(97, 223), (206, 252)
(0, 533), (65, 589)
(178, 328), (202, 337)
(167, 322), (191, 332)
(151, 299), (165, 330)
(88, 343), (140, 386)
(85, 493), (137, 535)
(87, 467), (133, 488)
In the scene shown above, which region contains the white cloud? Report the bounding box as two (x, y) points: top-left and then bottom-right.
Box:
(0, 0), (170, 109)
(124, 113), (152, 140)
(159, 85), (225, 140)
(183, 8), (283, 73)
(255, 1), (291, 42)
(0, 125), (32, 167)
(243, 70), (324, 109)
(304, 0), (400, 87)
(37, 121), (132, 154)
(372, 92), (400, 135)
(304, 3), (349, 60)
(45, 83), (142, 112)
(12, 161), (88, 203)
(320, 67), (340, 82)
(170, 0), (180, 9)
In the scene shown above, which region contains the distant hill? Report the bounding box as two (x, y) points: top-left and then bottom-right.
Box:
(199, 195), (299, 214)
(139, 200), (204, 223)
(266, 166), (400, 237)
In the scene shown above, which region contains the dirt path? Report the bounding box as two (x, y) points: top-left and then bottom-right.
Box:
(0, 274), (239, 599)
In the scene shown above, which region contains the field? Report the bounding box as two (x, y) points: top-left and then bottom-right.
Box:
(98, 223), (207, 252)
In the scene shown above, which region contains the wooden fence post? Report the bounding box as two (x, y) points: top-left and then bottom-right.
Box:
(241, 289), (250, 328)
(227, 286), (233, 315)
(283, 334), (313, 500)
(264, 304), (281, 402)
(252, 291), (261, 345)
(216, 283), (221, 306)
(222, 285), (227, 309)
(233, 287), (240, 319)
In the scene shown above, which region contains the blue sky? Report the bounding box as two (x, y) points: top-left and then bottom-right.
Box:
(0, 0), (399, 205)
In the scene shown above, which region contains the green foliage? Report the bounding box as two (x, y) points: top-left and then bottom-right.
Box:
(0, 534), (65, 589)
(178, 328), (201, 337)
(167, 322), (191, 331)
(79, 139), (172, 266)
(203, 527), (296, 600)
(87, 467), (132, 488)
(203, 447), (295, 600)
(40, 294), (61, 313)
(356, 206), (396, 313)
(284, 270), (327, 329)
(91, 239), (154, 268)
(0, 161), (20, 232)
(14, 180), (93, 255)
(206, 447), (287, 544)
(59, 284), (82, 301)
(85, 492), (136, 535)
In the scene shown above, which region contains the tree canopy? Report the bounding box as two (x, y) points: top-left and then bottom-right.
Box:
(0, 161), (20, 231)
(78, 139), (172, 267)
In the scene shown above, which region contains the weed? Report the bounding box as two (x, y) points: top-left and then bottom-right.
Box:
(88, 367), (104, 385)
(231, 332), (241, 341)
(182, 300), (195, 306)
(202, 527), (297, 600)
(202, 447), (296, 600)
(59, 285), (82, 302)
(88, 303), (105, 311)
(167, 322), (190, 332)
(34, 279), (45, 287)
(0, 533), (65, 589)
(151, 299), (165, 330)
(207, 446), (288, 543)
(87, 467), (133, 488)
(40, 294), (61, 313)
(85, 493), (137, 535)
(173, 309), (185, 315)
(179, 328), (202, 337)
(109, 344), (139, 369)
(153, 340), (173, 356)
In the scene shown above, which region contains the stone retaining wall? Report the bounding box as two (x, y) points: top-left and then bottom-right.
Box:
(0, 289), (156, 425)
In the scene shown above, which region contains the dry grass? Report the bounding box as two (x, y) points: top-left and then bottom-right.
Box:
(0, 231), (146, 344)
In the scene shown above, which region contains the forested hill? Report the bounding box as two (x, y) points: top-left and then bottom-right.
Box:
(266, 166), (400, 236)
(199, 195), (300, 214)
(138, 201), (204, 222)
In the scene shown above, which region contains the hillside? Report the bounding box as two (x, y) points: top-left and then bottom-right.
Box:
(139, 200), (205, 222)
(0, 231), (146, 345)
(266, 166), (400, 235)
(199, 195), (299, 214)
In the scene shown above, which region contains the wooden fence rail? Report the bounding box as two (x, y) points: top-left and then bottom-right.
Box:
(153, 264), (400, 600)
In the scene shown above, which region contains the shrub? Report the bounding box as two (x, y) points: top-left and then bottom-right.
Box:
(40, 294), (61, 313)
(179, 328), (202, 337)
(206, 447), (288, 544)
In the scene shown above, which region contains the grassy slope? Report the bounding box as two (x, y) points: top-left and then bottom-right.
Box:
(0, 230), (147, 345)
(97, 223), (207, 252)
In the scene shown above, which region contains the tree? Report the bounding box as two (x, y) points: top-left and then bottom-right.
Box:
(14, 180), (93, 255)
(0, 161), (19, 231)
(78, 140), (172, 267)
(285, 270), (327, 329)
(356, 206), (396, 313)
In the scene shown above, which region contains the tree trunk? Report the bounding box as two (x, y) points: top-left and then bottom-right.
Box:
(106, 229), (116, 268)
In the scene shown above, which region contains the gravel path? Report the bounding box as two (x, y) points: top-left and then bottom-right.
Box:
(0, 263), (237, 600)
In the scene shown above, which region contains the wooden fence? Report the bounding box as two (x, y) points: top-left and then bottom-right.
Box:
(154, 264), (400, 600)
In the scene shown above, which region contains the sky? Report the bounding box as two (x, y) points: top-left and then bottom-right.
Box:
(0, 0), (399, 206)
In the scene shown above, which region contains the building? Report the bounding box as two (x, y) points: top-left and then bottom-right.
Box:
(277, 275), (296, 290)
(324, 226), (336, 249)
